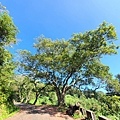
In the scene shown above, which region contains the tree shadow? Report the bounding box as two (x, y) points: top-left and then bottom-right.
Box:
(16, 103), (62, 115)
(14, 103), (75, 120)
(27, 105), (59, 115)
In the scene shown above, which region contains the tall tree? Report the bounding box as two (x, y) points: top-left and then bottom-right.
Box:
(18, 22), (118, 106)
(0, 4), (18, 105)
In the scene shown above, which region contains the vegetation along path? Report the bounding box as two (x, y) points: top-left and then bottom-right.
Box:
(6, 103), (75, 120)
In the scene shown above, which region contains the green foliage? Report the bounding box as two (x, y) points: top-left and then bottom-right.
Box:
(65, 93), (120, 119)
(67, 87), (82, 98)
(106, 74), (120, 94)
(13, 75), (34, 103)
(27, 89), (119, 119)
(29, 96), (53, 105)
(0, 103), (19, 120)
(0, 3), (18, 119)
(99, 95), (120, 118)
(29, 91), (57, 105)
(48, 92), (57, 105)
(0, 12), (18, 46)
(78, 94), (120, 119)
(73, 111), (84, 119)
(65, 95), (80, 106)
(107, 115), (119, 120)
(0, 3), (18, 103)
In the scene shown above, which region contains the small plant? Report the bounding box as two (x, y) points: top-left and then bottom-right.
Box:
(73, 110), (84, 119)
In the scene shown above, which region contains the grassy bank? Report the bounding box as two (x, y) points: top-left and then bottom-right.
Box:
(0, 104), (19, 120)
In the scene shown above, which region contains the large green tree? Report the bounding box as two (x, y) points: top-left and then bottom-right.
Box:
(0, 4), (18, 105)
(18, 22), (118, 106)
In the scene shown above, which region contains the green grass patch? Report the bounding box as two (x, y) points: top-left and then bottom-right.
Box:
(0, 104), (19, 120)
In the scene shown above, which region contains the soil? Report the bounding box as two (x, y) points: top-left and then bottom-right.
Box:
(5, 103), (79, 120)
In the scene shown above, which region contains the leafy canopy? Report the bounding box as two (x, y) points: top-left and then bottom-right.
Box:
(0, 4), (18, 105)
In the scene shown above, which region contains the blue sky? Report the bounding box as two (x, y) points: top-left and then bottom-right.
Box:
(1, 0), (120, 76)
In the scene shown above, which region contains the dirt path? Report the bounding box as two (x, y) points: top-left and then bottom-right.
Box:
(6, 103), (76, 120)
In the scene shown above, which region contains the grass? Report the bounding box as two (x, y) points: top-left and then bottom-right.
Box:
(2, 109), (19, 120)
(0, 104), (19, 120)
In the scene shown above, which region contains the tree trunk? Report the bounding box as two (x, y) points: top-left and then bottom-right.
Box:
(25, 91), (31, 103)
(56, 88), (65, 106)
(57, 93), (65, 106)
(33, 92), (39, 105)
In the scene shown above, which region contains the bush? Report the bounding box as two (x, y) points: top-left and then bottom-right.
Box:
(73, 110), (84, 119)
(65, 95), (80, 106)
